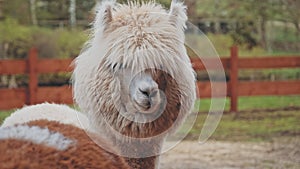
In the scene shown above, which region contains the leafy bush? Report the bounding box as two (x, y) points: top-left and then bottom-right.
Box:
(55, 29), (88, 58)
(31, 28), (59, 58)
(0, 18), (87, 59)
(0, 18), (33, 58)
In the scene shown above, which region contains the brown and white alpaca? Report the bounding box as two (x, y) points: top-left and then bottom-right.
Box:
(73, 0), (196, 168)
(1, 1), (196, 168)
(0, 119), (130, 169)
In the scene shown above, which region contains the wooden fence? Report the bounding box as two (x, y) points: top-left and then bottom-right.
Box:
(0, 48), (73, 110)
(0, 47), (299, 111)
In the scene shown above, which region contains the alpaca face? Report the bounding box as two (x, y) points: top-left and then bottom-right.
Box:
(121, 69), (161, 114)
(115, 68), (167, 123)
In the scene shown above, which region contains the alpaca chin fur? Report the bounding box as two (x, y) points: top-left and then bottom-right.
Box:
(72, 0), (196, 168)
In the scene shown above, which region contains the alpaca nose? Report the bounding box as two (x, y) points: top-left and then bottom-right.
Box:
(139, 87), (160, 109)
(139, 87), (158, 99)
(130, 72), (161, 112)
(140, 87), (160, 105)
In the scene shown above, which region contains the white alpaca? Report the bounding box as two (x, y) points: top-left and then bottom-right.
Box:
(73, 1), (196, 169)
(2, 103), (89, 129)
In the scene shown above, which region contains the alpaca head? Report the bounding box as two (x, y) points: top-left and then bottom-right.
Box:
(73, 0), (196, 140)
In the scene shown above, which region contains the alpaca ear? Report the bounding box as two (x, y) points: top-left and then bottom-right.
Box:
(169, 0), (188, 30)
(94, 0), (115, 30)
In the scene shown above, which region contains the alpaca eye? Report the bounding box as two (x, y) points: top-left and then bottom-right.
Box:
(112, 63), (118, 70)
(111, 63), (125, 71)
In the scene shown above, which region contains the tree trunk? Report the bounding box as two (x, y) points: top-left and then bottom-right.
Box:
(69, 0), (76, 29)
(29, 0), (38, 26)
(293, 20), (300, 37)
(0, 0), (4, 20)
(259, 17), (267, 49)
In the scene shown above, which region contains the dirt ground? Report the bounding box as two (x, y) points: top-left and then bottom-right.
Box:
(160, 137), (300, 169)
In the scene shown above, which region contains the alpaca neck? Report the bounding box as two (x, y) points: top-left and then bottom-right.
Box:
(125, 156), (159, 169)
(117, 138), (164, 169)
(90, 119), (164, 169)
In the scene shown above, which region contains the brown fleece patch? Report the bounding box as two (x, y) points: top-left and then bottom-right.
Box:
(0, 120), (130, 169)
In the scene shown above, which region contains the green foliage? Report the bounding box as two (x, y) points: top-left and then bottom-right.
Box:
(273, 27), (299, 43)
(0, 18), (33, 58)
(3, 0), (31, 24)
(195, 0), (300, 51)
(55, 29), (87, 58)
(192, 33), (267, 57)
(37, 0), (95, 20)
(2, 0), (95, 24)
(0, 18), (31, 42)
(0, 18), (87, 59)
(196, 0), (229, 18)
(197, 33), (299, 57)
(205, 33), (234, 56)
(0, 110), (14, 124)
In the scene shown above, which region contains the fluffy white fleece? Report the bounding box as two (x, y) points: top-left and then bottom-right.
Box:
(0, 124), (75, 150)
(1, 103), (89, 130)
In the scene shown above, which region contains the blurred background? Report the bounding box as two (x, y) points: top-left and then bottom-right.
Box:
(1, 0), (299, 58)
(0, 0), (299, 168)
(0, 0), (299, 86)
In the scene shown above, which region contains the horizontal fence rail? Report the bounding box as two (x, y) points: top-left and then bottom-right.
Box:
(0, 47), (299, 111)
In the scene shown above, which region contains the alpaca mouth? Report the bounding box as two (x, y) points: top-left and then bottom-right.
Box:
(119, 99), (163, 124)
(133, 100), (154, 113)
(133, 100), (159, 114)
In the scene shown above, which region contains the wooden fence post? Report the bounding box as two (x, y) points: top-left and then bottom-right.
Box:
(27, 48), (38, 105)
(230, 46), (238, 113)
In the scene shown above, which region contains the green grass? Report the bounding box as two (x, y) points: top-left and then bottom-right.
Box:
(196, 95), (300, 112)
(188, 95), (300, 141)
(188, 110), (300, 142)
(237, 96), (300, 110)
(0, 110), (14, 124)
